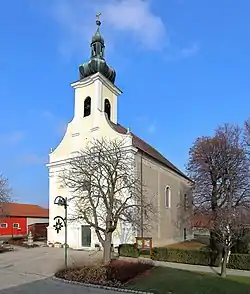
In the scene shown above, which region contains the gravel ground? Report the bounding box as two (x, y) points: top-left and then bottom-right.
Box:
(0, 246), (102, 291)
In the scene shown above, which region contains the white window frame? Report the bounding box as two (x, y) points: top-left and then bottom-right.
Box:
(12, 223), (19, 228)
(165, 186), (171, 208)
(0, 223), (7, 228)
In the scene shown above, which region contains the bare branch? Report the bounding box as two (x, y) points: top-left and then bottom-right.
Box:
(0, 174), (11, 216)
(59, 138), (155, 263)
(187, 123), (250, 212)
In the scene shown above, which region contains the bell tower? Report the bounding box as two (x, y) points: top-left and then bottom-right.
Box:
(71, 13), (121, 127)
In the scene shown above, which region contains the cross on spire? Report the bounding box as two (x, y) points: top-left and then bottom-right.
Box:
(96, 12), (101, 20)
(96, 12), (101, 27)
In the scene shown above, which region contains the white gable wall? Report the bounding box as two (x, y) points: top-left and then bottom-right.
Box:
(47, 73), (136, 249)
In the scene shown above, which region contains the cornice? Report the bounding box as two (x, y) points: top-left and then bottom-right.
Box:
(71, 72), (122, 96)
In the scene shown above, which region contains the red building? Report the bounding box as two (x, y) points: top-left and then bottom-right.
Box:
(0, 203), (49, 238)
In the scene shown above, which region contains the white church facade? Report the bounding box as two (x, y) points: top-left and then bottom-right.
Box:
(47, 17), (193, 250)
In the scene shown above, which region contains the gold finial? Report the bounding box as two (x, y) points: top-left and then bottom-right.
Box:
(96, 12), (101, 27)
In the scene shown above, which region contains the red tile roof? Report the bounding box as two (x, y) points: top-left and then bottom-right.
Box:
(193, 208), (250, 229)
(192, 213), (212, 229)
(1, 203), (49, 218)
(111, 123), (191, 181)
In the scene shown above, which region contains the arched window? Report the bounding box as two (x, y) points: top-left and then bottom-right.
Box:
(165, 186), (171, 208)
(184, 228), (187, 240)
(84, 97), (91, 117)
(104, 99), (111, 120)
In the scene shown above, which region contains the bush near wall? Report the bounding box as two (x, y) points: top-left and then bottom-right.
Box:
(228, 254), (250, 271)
(118, 244), (139, 258)
(151, 247), (221, 267)
(140, 249), (151, 256)
(119, 244), (250, 271)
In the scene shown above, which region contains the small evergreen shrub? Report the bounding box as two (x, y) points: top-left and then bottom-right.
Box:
(118, 244), (139, 258)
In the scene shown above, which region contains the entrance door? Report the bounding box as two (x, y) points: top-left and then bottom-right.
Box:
(81, 225), (91, 247)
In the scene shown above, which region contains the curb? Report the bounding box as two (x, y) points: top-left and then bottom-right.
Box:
(52, 276), (154, 294)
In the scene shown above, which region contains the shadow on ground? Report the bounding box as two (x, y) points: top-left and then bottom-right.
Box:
(0, 278), (120, 294)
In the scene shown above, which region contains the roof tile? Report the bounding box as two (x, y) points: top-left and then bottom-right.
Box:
(111, 123), (191, 181)
(1, 203), (49, 218)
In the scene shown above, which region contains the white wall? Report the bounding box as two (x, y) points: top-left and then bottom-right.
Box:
(27, 218), (49, 226)
(47, 73), (136, 249)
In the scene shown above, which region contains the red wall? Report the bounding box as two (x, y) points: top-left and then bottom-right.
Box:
(0, 217), (27, 236)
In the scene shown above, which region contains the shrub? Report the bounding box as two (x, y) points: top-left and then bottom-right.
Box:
(107, 260), (153, 283)
(228, 254), (250, 270)
(56, 264), (115, 287)
(55, 260), (153, 286)
(231, 230), (250, 254)
(139, 250), (151, 256)
(118, 244), (139, 258)
(232, 240), (249, 254)
(8, 238), (25, 246)
(151, 247), (221, 267)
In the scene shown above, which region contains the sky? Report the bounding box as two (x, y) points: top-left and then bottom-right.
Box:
(0, 0), (250, 207)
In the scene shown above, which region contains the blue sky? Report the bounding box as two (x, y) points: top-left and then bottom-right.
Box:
(0, 0), (249, 207)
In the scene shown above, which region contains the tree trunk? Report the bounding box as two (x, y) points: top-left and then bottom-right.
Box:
(210, 231), (218, 251)
(103, 232), (112, 264)
(221, 249), (228, 277)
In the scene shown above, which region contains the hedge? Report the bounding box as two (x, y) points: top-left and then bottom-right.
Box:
(151, 247), (221, 267)
(118, 244), (250, 271)
(139, 249), (151, 256)
(118, 244), (139, 258)
(228, 254), (250, 271)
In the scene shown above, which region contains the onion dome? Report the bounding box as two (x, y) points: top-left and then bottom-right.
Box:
(79, 14), (116, 84)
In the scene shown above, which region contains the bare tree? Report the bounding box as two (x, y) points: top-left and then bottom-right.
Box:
(211, 207), (247, 277)
(187, 123), (250, 250)
(0, 174), (11, 215)
(244, 118), (250, 152)
(60, 138), (154, 263)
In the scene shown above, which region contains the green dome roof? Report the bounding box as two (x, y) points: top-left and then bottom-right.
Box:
(79, 58), (116, 84)
(91, 30), (104, 45)
(78, 16), (116, 84)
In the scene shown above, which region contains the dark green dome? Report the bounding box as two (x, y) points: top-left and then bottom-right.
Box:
(91, 31), (104, 45)
(79, 58), (116, 84)
(78, 17), (116, 84)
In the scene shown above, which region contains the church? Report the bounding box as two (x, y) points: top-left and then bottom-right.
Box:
(47, 16), (193, 249)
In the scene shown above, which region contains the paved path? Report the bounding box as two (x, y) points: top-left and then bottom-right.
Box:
(154, 260), (250, 277)
(0, 246), (102, 291)
(0, 278), (121, 294)
(122, 256), (250, 277)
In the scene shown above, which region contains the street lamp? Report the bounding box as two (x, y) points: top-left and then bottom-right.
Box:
(53, 196), (68, 268)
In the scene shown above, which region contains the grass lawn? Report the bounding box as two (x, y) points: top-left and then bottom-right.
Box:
(126, 267), (250, 294)
(165, 240), (207, 250)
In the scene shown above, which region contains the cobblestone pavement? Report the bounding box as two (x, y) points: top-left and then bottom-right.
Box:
(0, 246), (102, 291)
(0, 278), (121, 294)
